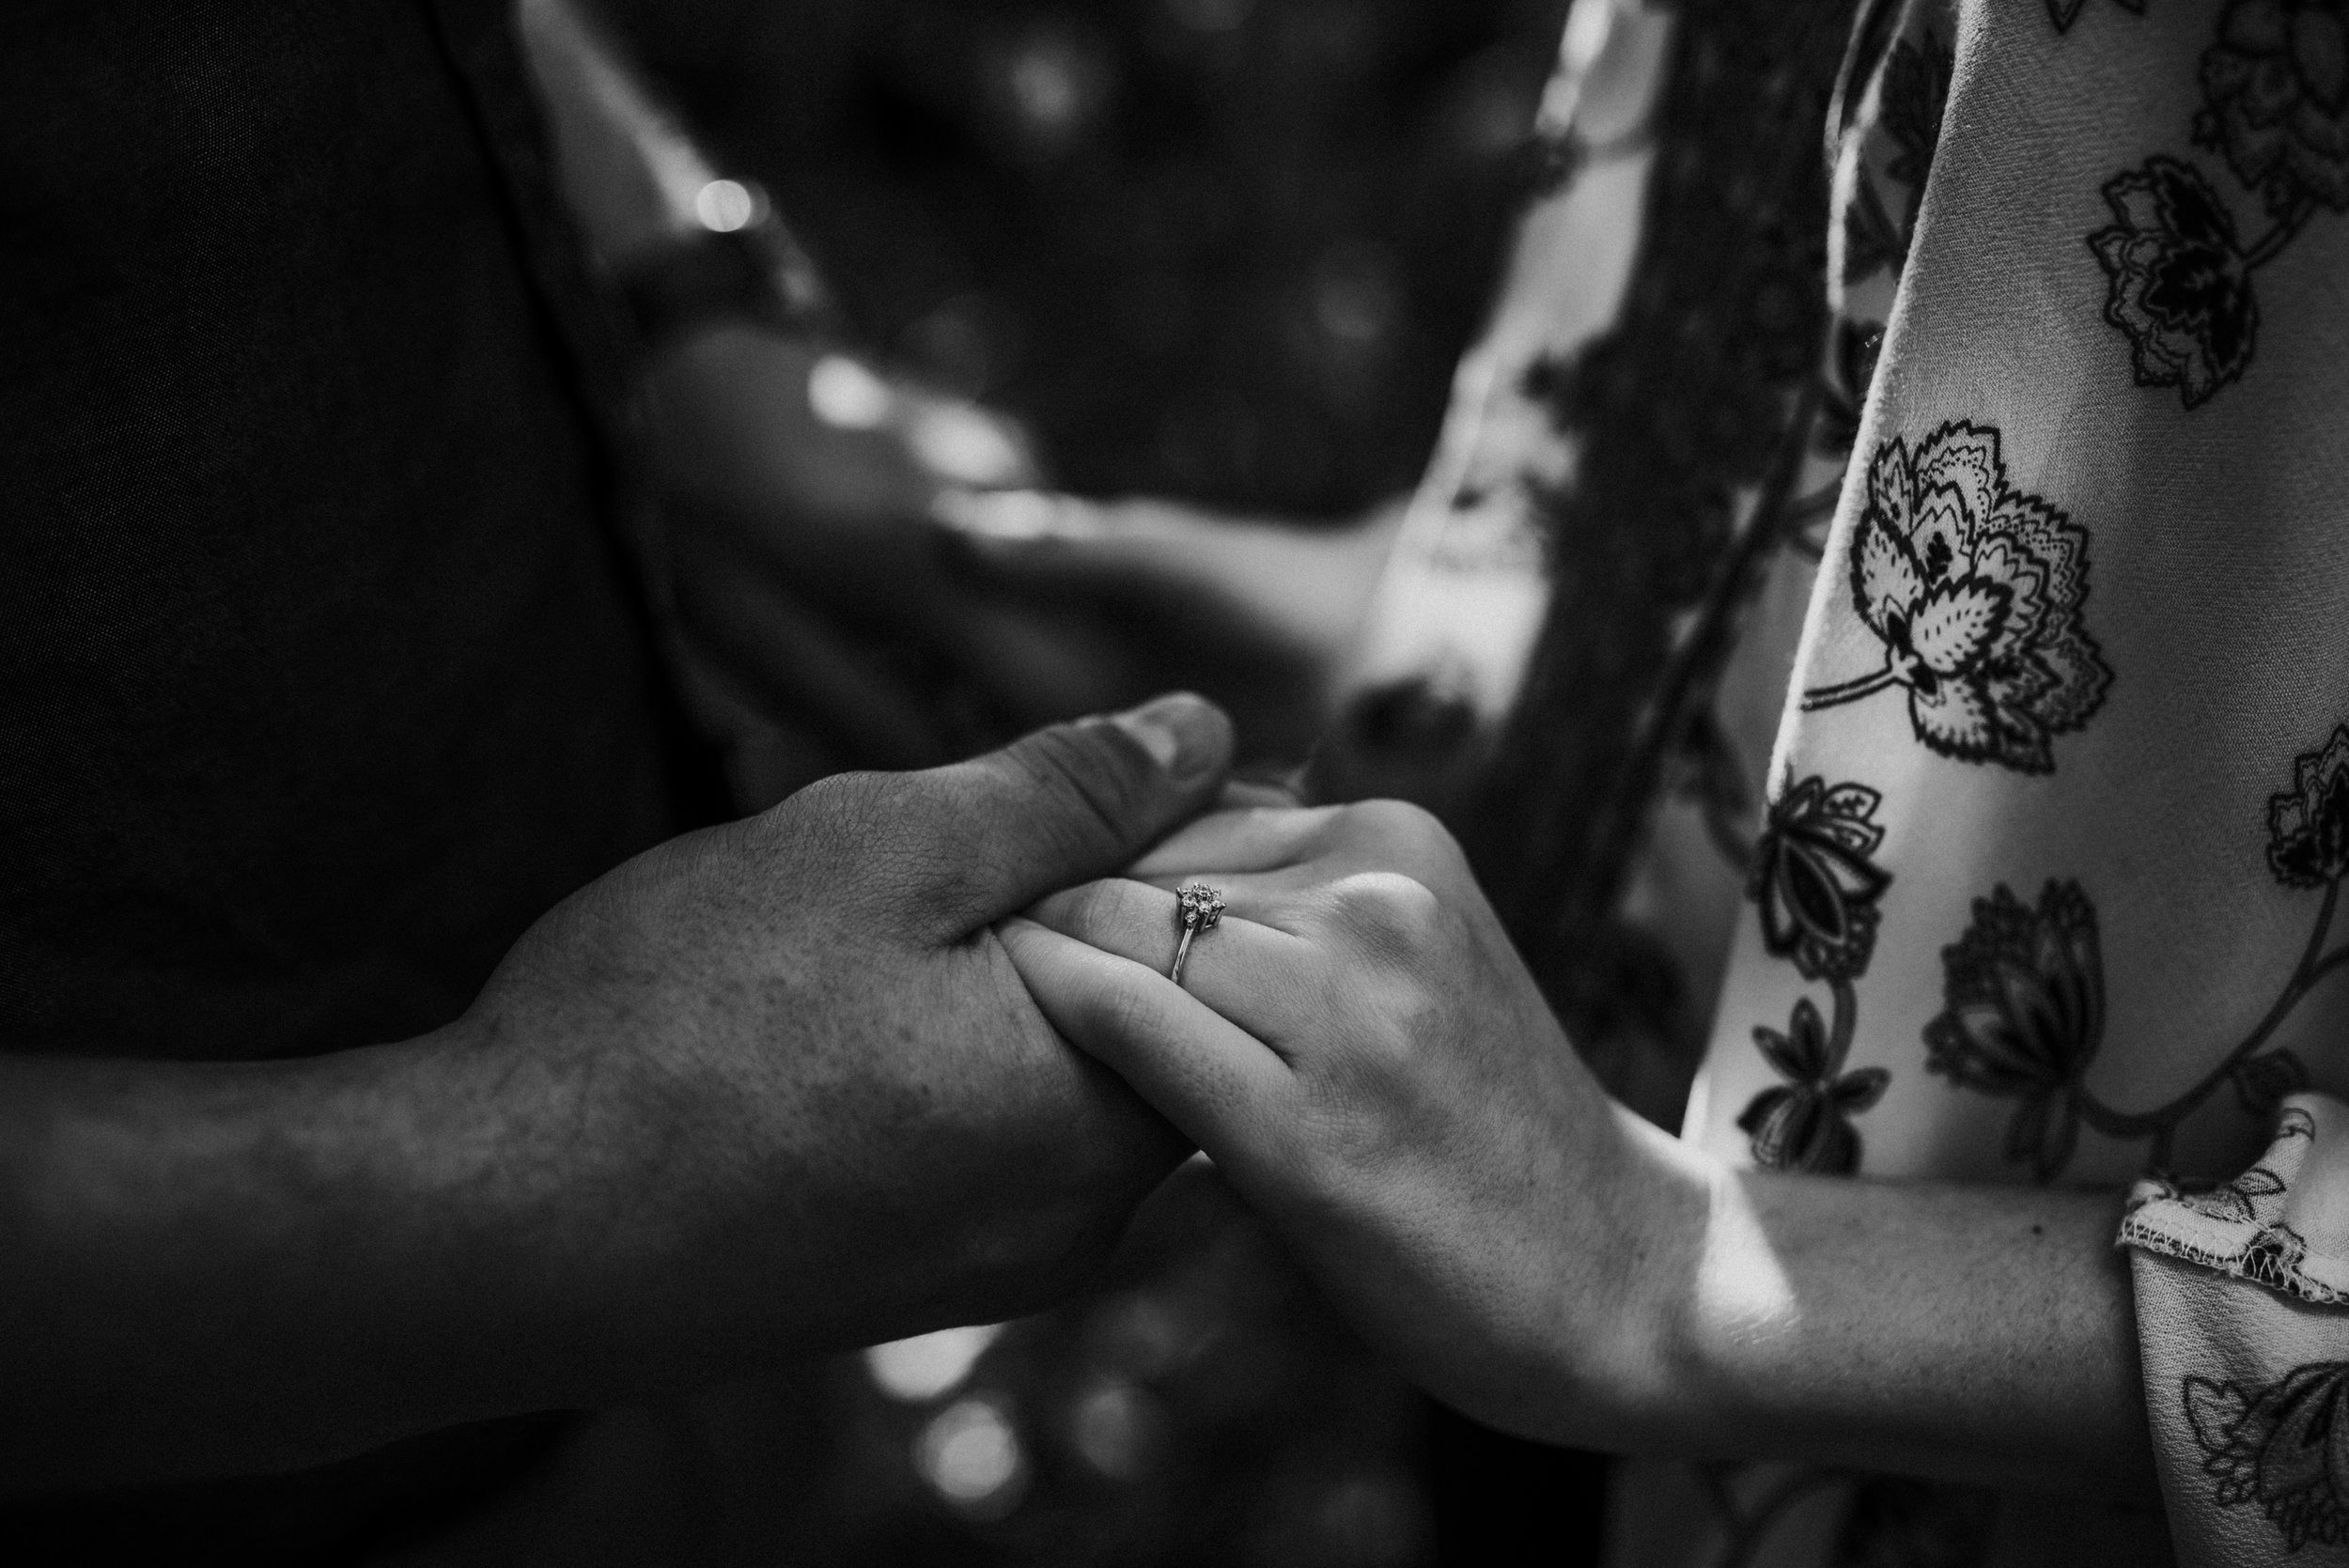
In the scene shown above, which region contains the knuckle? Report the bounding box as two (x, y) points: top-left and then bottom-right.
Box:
(770, 770), (894, 857)
(1336, 797), (1470, 879)
(1322, 869), (1445, 954)
(788, 767), (890, 819)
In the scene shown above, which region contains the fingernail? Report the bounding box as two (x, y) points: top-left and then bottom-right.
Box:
(1110, 692), (1225, 782)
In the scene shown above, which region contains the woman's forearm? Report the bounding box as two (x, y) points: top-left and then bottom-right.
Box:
(1620, 1115), (2153, 1500)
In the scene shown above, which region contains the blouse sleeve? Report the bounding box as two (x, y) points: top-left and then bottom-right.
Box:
(2126, 1094), (2349, 1563)
(1668, 1), (2349, 1561)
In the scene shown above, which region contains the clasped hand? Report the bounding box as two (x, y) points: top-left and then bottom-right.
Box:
(1001, 799), (1715, 1448)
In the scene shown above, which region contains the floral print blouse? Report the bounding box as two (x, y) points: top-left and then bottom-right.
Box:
(1332, 0), (2349, 1562)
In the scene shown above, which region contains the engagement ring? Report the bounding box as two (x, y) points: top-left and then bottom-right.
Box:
(1169, 882), (1224, 987)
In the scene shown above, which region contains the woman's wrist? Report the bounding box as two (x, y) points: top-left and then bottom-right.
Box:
(1554, 1105), (1729, 1450)
(1619, 1152), (2155, 1496)
(1463, 1094), (1720, 1452)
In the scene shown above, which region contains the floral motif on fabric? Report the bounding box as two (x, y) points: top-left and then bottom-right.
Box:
(1740, 996), (1891, 1174)
(2269, 725), (2349, 887)
(2133, 1157), (2294, 1229)
(2090, 158), (2260, 406)
(2199, 1), (2349, 217)
(1738, 779), (1894, 1176)
(2186, 1361), (2349, 1550)
(1924, 881), (2106, 1180)
(1801, 421), (2111, 774)
(2087, 1), (2341, 407)
(1929, 729), (2349, 1176)
(1748, 778), (1892, 982)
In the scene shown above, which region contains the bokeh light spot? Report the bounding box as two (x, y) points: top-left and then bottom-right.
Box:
(692, 178), (759, 233)
(1009, 48), (1081, 131)
(908, 404), (1027, 487)
(915, 1396), (1028, 1515)
(863, 1322), (1003, 1404)
(805, 354), (894, 430)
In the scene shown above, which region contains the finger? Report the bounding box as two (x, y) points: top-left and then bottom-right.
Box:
(996, 917), (1290, 1162)
(908, 693), (1235, 934)
(1022, 877), (1318, 1048)
(1128, 804), (1338, 879)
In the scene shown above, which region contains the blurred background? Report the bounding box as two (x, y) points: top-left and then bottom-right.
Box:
(582, 0), (1600, 1562)
(606, 0), (1564, 518)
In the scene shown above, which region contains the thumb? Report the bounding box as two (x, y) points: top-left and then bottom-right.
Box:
(914, 692), (1234, 936)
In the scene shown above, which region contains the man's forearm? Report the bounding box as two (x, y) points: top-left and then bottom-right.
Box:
(0, 1027), (623, 1490)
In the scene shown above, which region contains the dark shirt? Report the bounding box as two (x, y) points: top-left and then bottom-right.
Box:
(1, 0), (715, 1555)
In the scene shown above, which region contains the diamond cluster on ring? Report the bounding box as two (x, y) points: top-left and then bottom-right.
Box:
(1176, 882), (1224, 931)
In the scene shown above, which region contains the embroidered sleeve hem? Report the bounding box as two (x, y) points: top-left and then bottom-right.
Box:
(2117, 1095), (2349, 1306)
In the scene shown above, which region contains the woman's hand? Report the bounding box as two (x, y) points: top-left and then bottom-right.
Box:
(997, 799), (1713, 1445)
(1001, 801), (2158, 1497)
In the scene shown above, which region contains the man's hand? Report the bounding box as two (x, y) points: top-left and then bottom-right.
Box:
(0, 694), (1231, 1490)
(466, 692), (1231, 1366)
